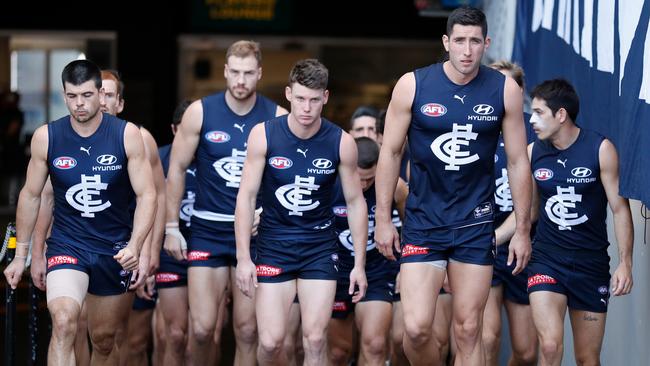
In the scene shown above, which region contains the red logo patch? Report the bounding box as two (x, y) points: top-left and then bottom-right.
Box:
(53, 157), (77, 170)
(333, 206), (347, 217)
(401, 244), (429, 257)
(268, 156), (293, 169)
(534, 168), (554, 181)
(332, 301), (348, 312)
(204, 131), (230, 143)
(47, 255), (78, 268)
(187, 251), (210, 261)
(527, 274), (557, 288)
(256, 265), (283, 277)
(155, 272), (181, 283)
(420, 103), (447, 117)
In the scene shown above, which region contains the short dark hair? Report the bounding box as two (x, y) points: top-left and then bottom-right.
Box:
(375, 109), (387, 135)
(356, 137), (380, 169)
(350, 105), (379, 130)
(173, 99), (193, 125)
(530, 79), (580, 122)
(62, 60), (102, 90)
(289, 59), (328, 90)
(446, 6), (488, 39)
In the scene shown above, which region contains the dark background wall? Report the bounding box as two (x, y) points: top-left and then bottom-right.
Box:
(0, 1), (446, 142)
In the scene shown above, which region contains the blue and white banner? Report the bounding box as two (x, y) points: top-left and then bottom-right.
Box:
(513, 0), (650, 206)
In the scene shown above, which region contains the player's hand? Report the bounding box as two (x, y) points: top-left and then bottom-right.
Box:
(136, 275), (156, 300)
(611, 263), (633, 296)
(30, 254), (47, 291)
(349, 266), (367, 303)
(147, 252), (160, 276)
(129, 254), (150, 290)
(164, 224), (187, 261)
(4, 257), (26, 290)
(114, 245), (139, 271)
(508, 231), (531, 275)
(235, 259), (258, 299)
(375, 220), (400, 261)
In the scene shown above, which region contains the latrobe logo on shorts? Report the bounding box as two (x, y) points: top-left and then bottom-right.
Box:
(187, 251), (210, 261)
(332, 301), (348, 312)
(47, 255), (78, 268)
(156, 273), (181, 283)
(256, 265), (282, 277)
(527, 274), (557, 288)
(401, 244), (429, 257)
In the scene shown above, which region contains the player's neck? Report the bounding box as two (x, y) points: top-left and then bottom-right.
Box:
(287, 113), (321, 140)
(225, 91), (257, 116)
(69, 112), (103, 138)
(443, 61), (479, 85)
(550, 124), (580, 150)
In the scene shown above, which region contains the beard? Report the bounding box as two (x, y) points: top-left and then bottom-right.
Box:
(73, 108), (99, 123)
(228, 85), (255, 101)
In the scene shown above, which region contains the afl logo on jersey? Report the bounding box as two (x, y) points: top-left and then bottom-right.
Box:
(96, 154), (117, 165)
(312, 158), (333, 169)
(205, 131), (231, 143)
(534, 168), (554, 181)
(53, 157), (77, 170)
(420, 103), (447, 117)
(268, 156), (293, 169)
(333, 206), (347, 217)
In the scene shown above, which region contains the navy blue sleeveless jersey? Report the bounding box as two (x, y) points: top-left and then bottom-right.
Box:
(332, 180), (391, 274)
(532, 129), (609, 252)
(493, 112), (535, 226)
(407, 63), (505, 229)
(258, 115), (342, 241)
(47, 113), (132, 255)
(159, 144), (197, 229)
(193, 92), (278, 221)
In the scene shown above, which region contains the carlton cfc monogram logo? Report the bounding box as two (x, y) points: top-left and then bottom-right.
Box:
(214, 148), (247, 188)
(545, 186), (589, 230)
(65, 174), (111, 217)
(275, 175), (320, 216)
(431, 123), (479, 170)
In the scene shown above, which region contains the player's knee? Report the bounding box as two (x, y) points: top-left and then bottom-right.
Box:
(512, 346), (538, 366)
(453, 318), (481, 346)
(258, 334), (283, 357)
(234, 318), (258, 345)
(50, 308), (78, 341)
(539, 338), (562, 360)
(361, 334), (386, 359)
(574, 349), (600, 366)
(403, 317), (432, 346)
(302, 331), (327, 354)
(329, 343), (352, 365)
(127, 330), (150, 354)
(90, 328), (118, 356)
(167, 325), (187, 351)
(191, 319), (214, 344)
(481, 328), (501, 353)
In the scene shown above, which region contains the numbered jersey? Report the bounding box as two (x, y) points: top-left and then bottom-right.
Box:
(48, 114), (132, 255)
(532, 129), (609, 252)
(493, 112), (536, 227)
(159, 144), (197, 229)
(193, 92), (278, 221)
(259, 115), (342, 241)
(407, 63), (505, 229)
